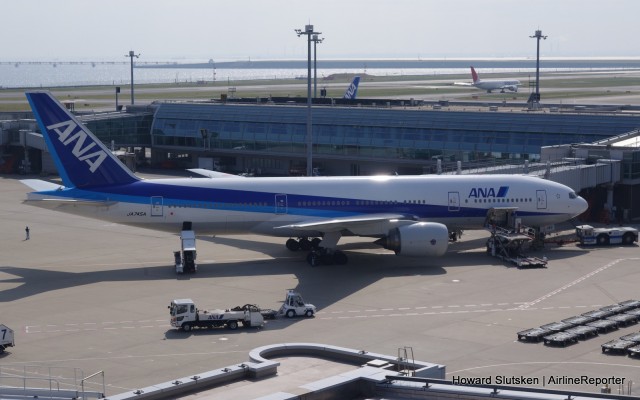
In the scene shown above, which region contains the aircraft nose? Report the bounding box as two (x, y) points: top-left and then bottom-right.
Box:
(576, 196), (588, 216)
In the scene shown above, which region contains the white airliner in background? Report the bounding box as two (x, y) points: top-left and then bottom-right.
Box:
(455, 66), (521, 93)
(21, 92), (587, 266)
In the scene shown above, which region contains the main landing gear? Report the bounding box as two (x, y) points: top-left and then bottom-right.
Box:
(286, 232), (347, 266)
(285, 237), (322, 252)
(306, 248), (348, 266)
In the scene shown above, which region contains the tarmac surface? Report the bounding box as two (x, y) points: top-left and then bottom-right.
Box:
(1, 173), (640, 398)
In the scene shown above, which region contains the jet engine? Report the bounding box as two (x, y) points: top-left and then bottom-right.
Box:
(376, 222), (449, 257)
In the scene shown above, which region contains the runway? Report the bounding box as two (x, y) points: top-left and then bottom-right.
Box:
(1, 174), (640, 397)
(4, 69), (640, 111)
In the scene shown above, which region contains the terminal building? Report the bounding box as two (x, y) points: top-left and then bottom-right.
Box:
(1, 99), (640, 220)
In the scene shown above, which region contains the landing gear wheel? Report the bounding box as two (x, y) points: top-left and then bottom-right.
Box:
(286, 309), (296, 318)
(321, 253), (335, 265)
(307, 252), (319, 267)
(311, 237), (322, 249)
(333, 250), (348, 265)
(286, 238), (300, 251)
(299, 238), (312, 251)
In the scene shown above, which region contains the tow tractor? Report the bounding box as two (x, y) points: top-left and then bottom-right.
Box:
(169, 299), (264, 331)
(575, 225), (638, 246)
(277, 290), (317, 318)
(1, 324), (15, 353)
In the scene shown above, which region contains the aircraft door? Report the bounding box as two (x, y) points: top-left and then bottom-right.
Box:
(448, 191), (460, 212)
(275, 194), (287, 214)
(536, 190), (547, 210)
(151, 196), (163, 216)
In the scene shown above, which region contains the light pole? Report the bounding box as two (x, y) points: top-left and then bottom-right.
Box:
(529, 30), (547, 108)
(312, 34), (324, 99)
(295, 24), (321, 177)
(209, 59), (216, 83)
(125, 50), (140, 105)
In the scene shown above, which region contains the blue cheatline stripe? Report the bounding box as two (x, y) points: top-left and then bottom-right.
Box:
(34, 182), (555, 220)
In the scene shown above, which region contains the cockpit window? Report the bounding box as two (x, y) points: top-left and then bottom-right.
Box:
(569, 192), (577, 199)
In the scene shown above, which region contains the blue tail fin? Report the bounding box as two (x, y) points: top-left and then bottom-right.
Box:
(343, 76), (360, 99)
(25, 91), (139, 188)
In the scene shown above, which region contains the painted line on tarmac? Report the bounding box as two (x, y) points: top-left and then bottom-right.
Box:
(518, 258), (640, 310)
(24, 302), (615, 333)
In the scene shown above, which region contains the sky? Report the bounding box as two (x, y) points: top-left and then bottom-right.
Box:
(3, 0), (640, 61)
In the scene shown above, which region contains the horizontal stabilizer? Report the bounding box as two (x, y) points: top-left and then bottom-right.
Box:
(20, 179), (64, 192)
(24, 197), (117, 207)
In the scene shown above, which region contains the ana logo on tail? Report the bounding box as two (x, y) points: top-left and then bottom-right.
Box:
(47, 120), (108, 173)
(343, 76), (360, 100)
(26, 91), (139, 188)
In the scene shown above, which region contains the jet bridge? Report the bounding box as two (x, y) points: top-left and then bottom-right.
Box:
(484, 207), (548, 268)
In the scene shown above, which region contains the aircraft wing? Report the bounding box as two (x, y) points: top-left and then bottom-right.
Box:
(187, 168), (243, 178)
(275, 213), (419, 235)
(453, 82), (473, 86)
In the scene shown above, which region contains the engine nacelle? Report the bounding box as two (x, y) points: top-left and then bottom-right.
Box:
(381, 222), (449, 257)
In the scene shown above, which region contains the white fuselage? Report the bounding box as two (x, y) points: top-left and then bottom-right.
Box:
(26, 174), (587, 238)
(474, 79), (521, 92)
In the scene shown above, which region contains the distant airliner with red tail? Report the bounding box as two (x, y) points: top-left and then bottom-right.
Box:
(455, 66), (521, 93)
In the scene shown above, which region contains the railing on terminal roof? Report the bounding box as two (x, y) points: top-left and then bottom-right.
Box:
(592, 128), (640, 146)
(0, 365), (105, 400)
(383, 376), (635, 399)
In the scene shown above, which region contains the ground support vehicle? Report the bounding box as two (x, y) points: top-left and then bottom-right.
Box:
(516, 327), (551, 342)
(543, 332), (579, 347)
(627, 345), (640, 357)
(575, 225), (638, 246)
(602, 339), (638, 354)
(563, 326), (599, 341)
(0, 324), (14, 353)
(175, 222), (197, 274)
(484, 208), (548, 268)
(169, 299), (264, 331)
(277, 290), (317, 318)
(585, 319), (619, 334)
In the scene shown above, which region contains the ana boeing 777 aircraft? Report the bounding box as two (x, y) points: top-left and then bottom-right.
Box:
(22, 92), (587, 266)
(455, 66), (521, 93)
